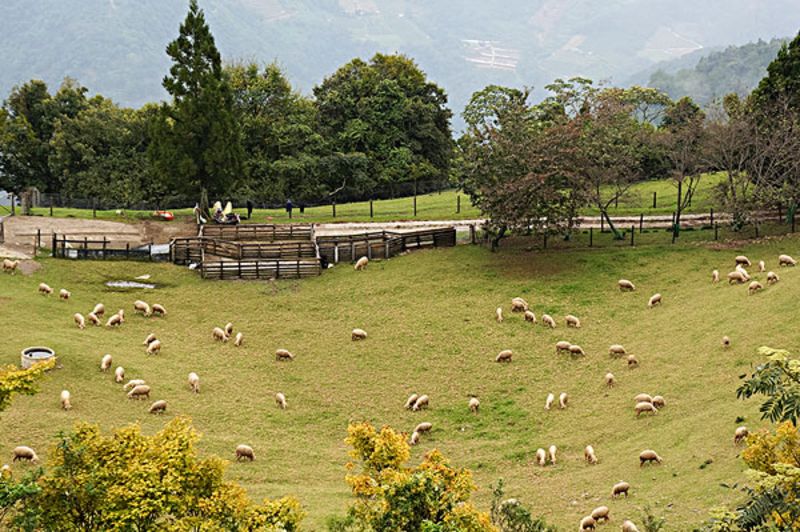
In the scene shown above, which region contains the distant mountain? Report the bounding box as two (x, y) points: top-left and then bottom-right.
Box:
(1, 1), (799, 129)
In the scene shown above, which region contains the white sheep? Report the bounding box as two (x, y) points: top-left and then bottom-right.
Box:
(555, 340), (571, 353)
(635, 402), (658, 416)
(275, 392), (287, 409)
(352, 328), (368, 341)
(87, 312), (101, 326)
(224, 322), (234, 336)
(634, 393), (653, 403)
(535, 448), (547, 467)
(143, 333), (157, 346)
(468, 397), (480, 413)
(565, 315), (581, 328)
(618, 279), (635, 291)
(627, 354), (639, 368)
(544, 393), (554, 410)
(354, 256), (369, 271)
(758, 260), (765, 273)
(2, 259), (19, 273)
(736, 264), (751, 280)
(275, 349), (294, 361)
(728, 271), (747, 284)
(608, 344), (626, 357)
(114, 366), (125, 383)
(612, 481), (631, 498)
(151, 304), (167, 316)
(212, 327), (229, 342)
(404, 394), (419, 410)
(548, 444), (557, 465)
(127, 385), (151, 400)
(414, 422), (432, 433)
(235, 444), (255, 461)
(124, 379), (146, 391)
(524, 310), (537, 323)
(722, 335), (731, 348)
(639, 449), (663, 466)
(621, 520), (640, 532)
(495, 307), (503, 323)
(779, 254), (797, 266)
(100, 354), (112, 371)
(558, 392), (568, 409)
(106, 313), (123, 327)
(748, 281), (763, 294)
(133, 300), (152, 316)
(234, 332), (243, 346)
(542, 314), (556, 328)
(60, 390), (72, 410)
(584, 445), (598, 465)
(59, 289), (71, 300)
(579, 516), (596, 531)
(146, 339), (162, 355)
(569, 344), (585, 357)
(73, 313), (85, 330)
(495, 349), (513, 363)
(605, 372), (615, 387)
(712, 269), (719, 283)
(735, 255), (751, 267)
(92, 303), (105, 317)
(591, 506), (609, 523)
(38, 283), (53, 295)
(412, 395), (429, 411)
(647, 293), (662, 308)
(409, 431), (420, 446)
(652, 395), (665, 408)
(149, 400), (167, 414)
(188, 372), (200, 393)
(511, 297), (529, 312)
(12, 446), (38, 463)
(734, 426), (749, 445)
(767, 271), (780, 285)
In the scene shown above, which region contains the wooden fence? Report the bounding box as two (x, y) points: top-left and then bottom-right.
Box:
(199, 224), (314, 242)
(51, 234), (161, 261)
(170, 237), (316, 265)
(0, 217), (4, 244)
(316, 227), (456, 264)
(200, 259), (320, 280)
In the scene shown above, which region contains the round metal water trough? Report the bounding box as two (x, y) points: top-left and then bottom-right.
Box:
(21, 346), (55, 369)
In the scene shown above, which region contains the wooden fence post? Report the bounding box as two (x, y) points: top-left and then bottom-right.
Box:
(589, 227), (593, 247)
(102, 237), (107, 259)
(652, 191), (657, 209)
(470, 224), (476, 244)
(630, 225), (635, 246)
(413, 195), (417, 217)
(332, 201), (336, 218)
(370, 200), (373, 219)
(457, 195), (461, 214)
(639, 213), (643, 233)
(51, 233), (57, 257)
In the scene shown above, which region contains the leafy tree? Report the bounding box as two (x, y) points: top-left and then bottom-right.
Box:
(0, 469), (42, 531)
(751, 31), (800, 113)
(489, 480), (555, 532)
(737, 346), (800, 424)
(149, 0), (243, 213)
(0, 359), (54, 413)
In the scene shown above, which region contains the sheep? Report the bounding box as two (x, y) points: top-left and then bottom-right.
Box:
(92, 303), (105, 316)
(114, 366), (125, 383)
(275, 349), (294, 361)
(652, 395), (666, 408)
(354, 256), (369, 271)
(2, 258), (19, 273)
(565, 315), (581, 328)
(59, 289), (71, 300)
(635, 402), (658, 416)
(38, 283), (53, 295)
(496, 307), (503, 323)
(149, 400), (167, 414)
(511, 297), (529, 312)
(548, 445), (557, 465)
(734, 426), (749, 445)
(722, 336), (731, 348)
(639, 449), (662, 466)
(117, 309), (125, 322)
(634, 393), (653, 403)
(559, 392), (568, 409)
(143, 333), (157, 346)
(151, 304), (167, 316)
(584, 445), (598, 465)
(87, 312), (101, 326)
(212, 327), (229, 342)
(535, 448), (547, 467)
(736, 264), (751, 280)
(106, 313), (122, 327)
(627, 355), (639, 368)
(779, 254), (797, 266)
(612, 481), (631, 498)
(569, 344), (585, 357)
(728, 271), (747, 284)
(100, 354), (112, 371)
(524, 310), (537, 323)
(124, 379), (146, 391)
(495, 349), (513, 363)
(621, 520), (640, 532)
(224, 322), (234, 336)
(735, 255), (751, 267)
(235, 444), (255, 461)
(409, 431), (420, 446)
(618, 279), (635, 291)
(545, 393), (555, 410)
(73, 313), (85, 330)
(133, 300), (151, 316)
(605, 372), (616, 387)
(767, 271), (780, 285)
(188, 372), (200, 393)
(579, 516), (596, 531)
(0, 464), (9, 478)
(412, 395), (429, 411)
(127, 385), (151, 400)
(469, 397), (480, 413)
(404, 393), (419, 410)
(758, 260), (766, 273)
(414, 422), (432, 433)
(146, 339), (162, 355)
(591, 506), (610, 523)
(60, 390), (72, 410)
(352, 328), (368, 341)
(748, 281), (764, 295)
(542, 314), (556, 328)
(12, 446), (38, 463)
(609, 344), (626, 357)
(234, 332), (243, 346)
(647, 293), (662, 308)
(712, 269), (719, 283)
(556, 341), (572, 353)
(275, 392), (287, 409)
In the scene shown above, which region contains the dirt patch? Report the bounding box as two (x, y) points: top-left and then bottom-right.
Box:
(18, 260), (42, 275)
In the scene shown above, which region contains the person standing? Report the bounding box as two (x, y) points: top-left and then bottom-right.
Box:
(285, 198), (293, 219)
(246, 199), (254, 220)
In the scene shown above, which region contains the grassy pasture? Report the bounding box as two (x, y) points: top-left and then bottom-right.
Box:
(1, 234), (795, 529)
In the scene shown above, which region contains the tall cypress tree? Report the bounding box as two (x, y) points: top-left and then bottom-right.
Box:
(149, 0), (242, 212)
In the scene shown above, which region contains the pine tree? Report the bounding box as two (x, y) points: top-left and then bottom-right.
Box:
(752, 30), (800, 112)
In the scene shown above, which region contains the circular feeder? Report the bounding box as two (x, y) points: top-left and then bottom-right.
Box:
(20, 346), (55, 369)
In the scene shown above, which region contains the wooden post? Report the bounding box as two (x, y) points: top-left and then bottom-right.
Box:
(639, 213), (644, 233)
(457, 195), (461, 214)
(715, 223), (719, 241)
(470, 224), (476, 245)
(710, 208), (714, 226)
(126, 242), (130, 259)
(413, 195), (417, 217)
(370, 200), (373, 219)
(630, 225), (635, 246)
(102, 237), (107, 259)
(652, 191), (656, 209)
(10, 193), (14, 215)
(332, 201), (336, 218)
(36, 229), (41, 250)
(49, 197), (53, 216)
(589, 227), (593, 247)
(51, 233), (57, 257)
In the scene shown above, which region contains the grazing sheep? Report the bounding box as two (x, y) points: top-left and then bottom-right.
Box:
(404, 393), (419, 410)
(736, 264), (751, 280)
(149, 400), (167, 414)
(758, 260), (765, 273)
(234, 332), (243, 346)
(579, 516), (596, 531)
(605, 372), (616, 387)
(652, 395), (665, 408)
(612, 481), (631, 498)
(146, 339), (162, 355)
(12, 446), (38, 463)
(565, 315), (581, 328)
(618, 279), (635, 291)
(767, 271), (780, 285)
(542, 314), (556, 328)
(722, 336), (731, 349)
(779, 254), (797, 266)
(734, 426), (749, 445)
(409, 431), (420, 445)
(92, 303), (105, 316)
(712, 269), (720, 283)
(639, 449), (662, 466)
(569, 344), (585, 357)
(1, 464), (9, 478)
(524, 310), (537, 323)
(354, 256), (369, 271)
(38, 283), (53, 295)
(151, 304), (166, 316)
(412, 395), (429, 411)
(591, 506), (609, 523)
(728, 271), (747, 284)
(621, 520), (640, 532)
(143, 333), (157, 346)
(735, 255), (751, 267)
(188, 372), (200, 393)
(635, 402), (658, 416)
(60, 390), (72, 410)
(275, 392), (287, 409)
(609, 344), (626, 357)
(275, 349), (294, 361)
(100, 354), (112, 371)
(627, 355), (639, 368)
(124, 379), (146, 391)
(559, 392), (568, 409)
(127, 385), (151, 400)
(87, 312), (101, 326)
(414, 422), (432, 433)
(748, 281), (764, 295)
(544, 393), (555, 410)
(496, 307), (503, 323)
(584, 445), (598, 465)
(535, 448), (547, 467)
(73, 313), (85, 330)
(548, 445), (557, 465)
(235, 444), (255, 461)
(2, 259), (19, 273)
(106, 313), (122, 328)
(647, 293), (662, 308)
(133, 300), (151, 316)
(224, 322), (234, 336)
(469, 397), (480, 413)
(212, 327), (229, 342)
(511, 297), (529, 312)
(556, 341), (572, 353)
(352, 328), (368, 341)
(59, 289), (71, 300)
(495, 349), (513, 363)
(634, 393), (653, 403)
(114, 367), (125, 383)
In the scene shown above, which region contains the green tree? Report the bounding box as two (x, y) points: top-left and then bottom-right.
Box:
(0, 359), (54, 413)
(751, 31), (800, 113)
(149, 0), (243, 214)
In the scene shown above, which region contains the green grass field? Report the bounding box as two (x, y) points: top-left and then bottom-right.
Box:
(1, 232), (792, 530)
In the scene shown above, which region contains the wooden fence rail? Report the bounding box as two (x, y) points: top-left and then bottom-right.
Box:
(200, 259), (321, 280)
(170, 237), (316, 264)
(51, 234), (160, 261)
(316, 227), (456, 264)
(199, 224), (314, 242)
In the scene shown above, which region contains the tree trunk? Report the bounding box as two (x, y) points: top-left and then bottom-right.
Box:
(491, 226), (507, 252)
(601, 209), (622, 239)
(200, 188), (209, 218)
